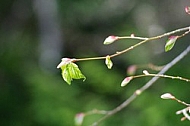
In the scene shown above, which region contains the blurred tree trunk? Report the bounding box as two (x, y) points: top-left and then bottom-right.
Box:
(33, 0), (63, 72)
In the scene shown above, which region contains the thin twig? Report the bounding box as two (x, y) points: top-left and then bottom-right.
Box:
(90, 45), (190, 126)
(75, 26), (190, 62)
(173, 97), (190, 107)
(131, 73), (190, 82)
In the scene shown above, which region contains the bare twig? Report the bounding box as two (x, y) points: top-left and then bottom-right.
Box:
(130, 72), (190, 83)
(90, 45), (190, 126)
(75, 26), (190, 62)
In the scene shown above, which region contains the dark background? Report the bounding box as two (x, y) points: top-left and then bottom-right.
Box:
(0, 0), (190, 126)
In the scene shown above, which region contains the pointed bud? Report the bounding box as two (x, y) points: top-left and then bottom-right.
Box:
(130, 34), (135, 37)
(181, 117), (187, 121)
(127, 65), (137, 75)
(103, 36), (119, 45)
(75, 113), (85, 126)
(135, 90), (141, 95)
(185, 6), (190, 14)
(121, 77), (133, 87)
(165, 36), (178, 52)
(143, 70), (149, 75)
(161, 93), (175, 99)
(105, 55), (113, 69)
(57, 58), (75, 68)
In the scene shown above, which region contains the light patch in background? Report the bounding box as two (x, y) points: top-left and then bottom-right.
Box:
(34, 0), (63, 73)
(148, 24), (166, 54)
(133, 4), (158, 34)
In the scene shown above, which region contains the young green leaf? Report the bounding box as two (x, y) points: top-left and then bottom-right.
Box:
(61, 65), (72, 84)
(68, 63), (86, 81)
(165, 36), (178, 52)
(58, 59), (86, 85)
(105, 55), (113, 69)
(60, 63), (86, 85)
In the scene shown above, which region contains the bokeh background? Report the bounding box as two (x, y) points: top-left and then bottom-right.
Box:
(0, 0), (190, 126)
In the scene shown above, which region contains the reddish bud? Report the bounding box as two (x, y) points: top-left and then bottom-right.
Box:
(57, 58), (75, 68)
(103, 36), (119, 45)
(185, 6), (190, 14)
(165, 36), (178, 52)
(75, 113), (85, 126)
(127, 65), (137, 75)
(121, 77), (133, 87)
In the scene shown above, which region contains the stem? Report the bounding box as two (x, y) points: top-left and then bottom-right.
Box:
(117, 36), (148, 40)
(86, 109), (109, 116)
(173, 98), (190, 107)
(132, 73), (190, 82)
(90, 45), (190, 126)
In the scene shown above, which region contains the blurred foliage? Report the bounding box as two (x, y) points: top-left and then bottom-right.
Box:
(0, 0), (190, 126)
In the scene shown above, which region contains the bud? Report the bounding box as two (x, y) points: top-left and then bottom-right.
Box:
(75, 113), (85, 126)
(103, 36), (119, 45)
(143, 70), (149, 75)
(181, 116), (187, 121)
(161, 93), (175, 99)
(105, 55), (113, 69)
(185, 6), (190, 14)
(135, 90), (141, 95)
(165, 36), (178, 52)
(57, 58), (75, 68)
(127, 65), (137, 75)
(130, 34), (135, 37)
(121, 77), (133, 87)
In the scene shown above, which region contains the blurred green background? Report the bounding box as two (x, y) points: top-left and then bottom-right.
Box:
(0, 0), (190, 126)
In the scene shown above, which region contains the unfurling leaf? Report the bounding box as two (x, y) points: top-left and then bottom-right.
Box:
(103, 35), (119, 45)
(57, 58), (86, 85)
(165, 36), (178, 52)
(105, 55), (113, 69)
(121, 77), (133, 87)
(61, 63), (86, 85)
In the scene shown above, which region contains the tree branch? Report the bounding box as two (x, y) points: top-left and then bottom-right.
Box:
(75, 26), (190, 62)
(90, 45), (190, 126)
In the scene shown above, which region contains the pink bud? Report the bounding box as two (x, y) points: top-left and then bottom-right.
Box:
(75, 113), (85, 126)
(165, 36), (178, 52)
(127, 65), (137, 75)
(103, 35), (119, 45)
(121, 77), (133, 87)
(185, 6), (190, 14)
(169, 36), (178, 39)
(57, 58), (75, 68)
